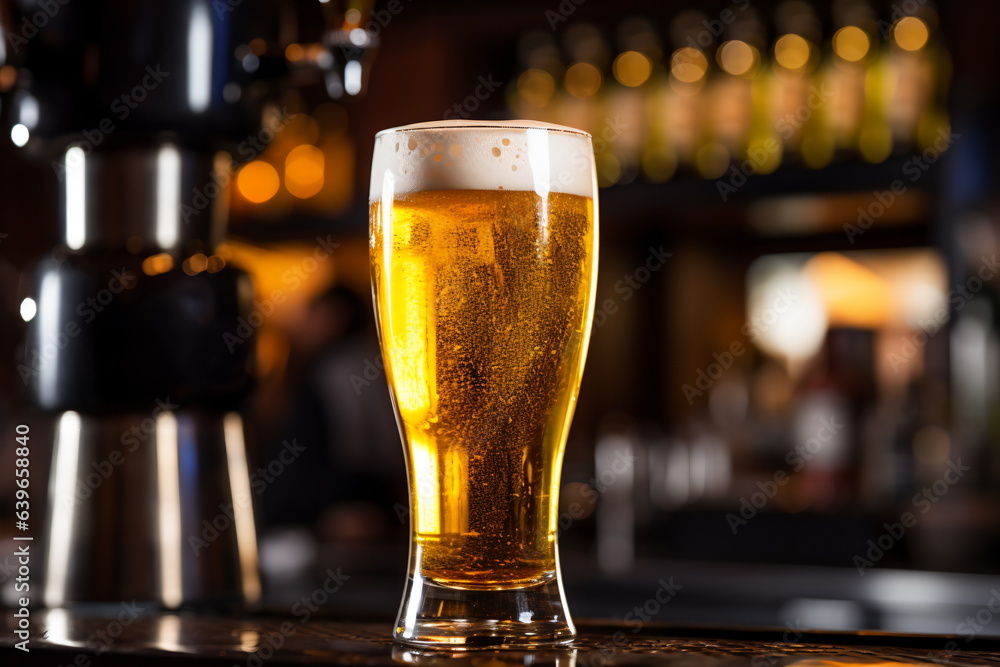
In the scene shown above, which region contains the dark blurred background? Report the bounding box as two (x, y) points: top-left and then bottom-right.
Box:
(2, 0), (1000, 637)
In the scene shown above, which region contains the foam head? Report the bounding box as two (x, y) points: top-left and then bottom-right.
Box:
(369, 120), (596, 201)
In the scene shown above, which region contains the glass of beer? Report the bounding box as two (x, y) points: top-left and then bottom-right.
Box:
(369, 120), (598, 648)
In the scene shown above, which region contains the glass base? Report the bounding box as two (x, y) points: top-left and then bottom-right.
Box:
(394, 575), (576, 649)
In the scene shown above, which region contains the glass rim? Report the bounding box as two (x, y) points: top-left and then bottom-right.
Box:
(375, 119), (592, 139)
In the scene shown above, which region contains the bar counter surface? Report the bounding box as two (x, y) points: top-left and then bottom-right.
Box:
(3, 609), (1000, 666)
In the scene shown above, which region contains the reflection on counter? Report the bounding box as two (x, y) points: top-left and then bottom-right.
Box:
(8, 608), (1000, 665)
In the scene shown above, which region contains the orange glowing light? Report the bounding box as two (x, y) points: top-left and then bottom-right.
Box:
(142, 253), (174, 276)
(718, 40), (757, 77)
(833, 26), (870, 62)
(0, 65), (16, 91)
(805, 252), (893, 328)
(237, 161), (280, 203)
(285, 43), (304, 62)
(774, 34), (812, 71)
(306, 44), (326, 62)
(893, 17), (930, 51)
(218, 239), (338, 378)
(207, 255), (226, 273)
(182, 253), (209, 276)
(613, 51), (653, 87)
(671, 47), (708, 83)
(516, 68), (556, 108)
(284, 145), (325, 199)
(564, 62), (602, 98)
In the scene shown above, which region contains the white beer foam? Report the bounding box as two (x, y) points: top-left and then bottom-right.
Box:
(370, 120), (596, 201)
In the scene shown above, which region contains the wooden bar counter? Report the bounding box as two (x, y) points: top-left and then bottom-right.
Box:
(4, 609), (1000, 666)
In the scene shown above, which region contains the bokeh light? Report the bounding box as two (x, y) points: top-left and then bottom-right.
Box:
(613, 51), (653, 87)
(564, 62), (602, 98)
(595, 152), (622, 187)
(801, 132), (835, 169)
(774, 34), (812, 72)
(20, 298), (36, 322)
(747, 256), (828, 370)
(142, 253), (174, 276)
(893, 16), (930, 51)
(182, 253), (209, 276)
(237, 161), (280, 203)
(641, 147), (678, 183)
(718, 40), (757, 77)
(284, 145), (325, 199)
(285, 43), (304, 62)
(805, 252), (893, 328)
(670, 47), (709, 83)
(0, 65), (17, 91)
(10, 124), (29, 147)
(833, 26), (870, 62)
(859, 125), (893, 163)
(694, 142), (730, 179)
(517, 68), (556, 108)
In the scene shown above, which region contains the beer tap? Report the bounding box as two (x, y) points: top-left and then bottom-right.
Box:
(2, 0), (378, 608)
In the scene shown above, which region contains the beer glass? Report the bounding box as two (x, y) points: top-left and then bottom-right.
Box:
(369, 120), (598, 648)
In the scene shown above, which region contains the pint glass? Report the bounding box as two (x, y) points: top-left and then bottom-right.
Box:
(369, 120), (598, 647)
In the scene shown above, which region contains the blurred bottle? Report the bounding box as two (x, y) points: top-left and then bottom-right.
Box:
(506, 2), (948, 179)
(608, 17), (661, 185)
(768, 1), (830, 168)
(882, 7), (949, 152)
(509, 30), (564, 124)
(790, 329), (876, 511)
(558, 26), (609, 133)
(951, 216), (1000, 483)
(667, 11), (717, 177)
(638, 22), (677, 184)
(710, 11), (763, 168)
(824, 1), (877, 157)
(734, 7), (785, 179)
(594, 414), (638, 574)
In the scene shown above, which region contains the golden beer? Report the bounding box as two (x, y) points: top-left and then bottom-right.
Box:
(371, 189), (595, 589)
(370, 120), (596, 646)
